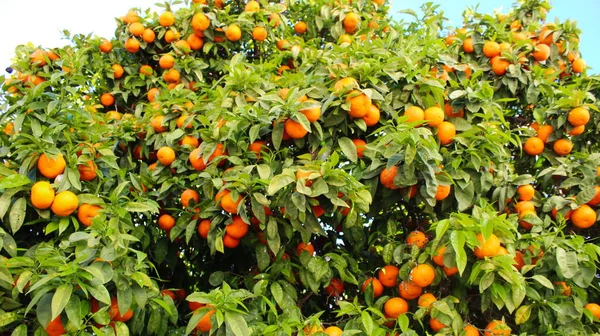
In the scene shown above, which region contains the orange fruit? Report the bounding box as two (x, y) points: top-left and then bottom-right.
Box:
(77, 203), (101, 226)
(473, 233), (501, 259)
(536, 124), (553, 143)
(571, 204), (597, 228)
(195, 308), (215, 332)
(515, 200), (535, 214)
(245, 0), (260, 12)
(462, 37), (474, 53)
(352, 139), (367, 158)
(384, 297), (408, 318)
(158, 11), (175, 27)
(417, 293), (437, 308)
(226, 215), (249, 239)
(430, 318), (446, 332)
(555, 281), (571, 296)
(159, 54), (175, 69)
(129, 22), (145, 36)
(45, 316), (66, 336)
(99, 39), (113, 53)
(296, 242), (315, 256)
(553, 139), (573, 156)
(187, 34), (204, 50)
(410, 264), (435, 287)
(163, 68), (181, 83)
(483, 41), (500, 58)
(435, 184), (452, 201)
(585, 303), (600, 319)
(158, 214), (176, 231)
(31, 181), (55, 210)
(78, 160), (97, 181)
(37, 153), (66, 179)
(568, 125), (585, 136)
(572, 58), (586, 73)
(343, 12), (361, 34)
(142, 28), (156, 43)
(361, 278), (384, 297)
(248, 140), (266, 156)
(380, 165), (398, 189)
(399, 280), (422, 300)
(484, 320), (510, 336)
(436, 121), (456, 145)
(294, 21), (307, 34)
(568, 107), (590, 126)
(252, 26), (268, 41)
(216, 189), (242, 214)
(524, 137), (544, 156)
(333, 77), (358, 94)
(432, 246), (447, 266)
(164, 30), (180, 43)
(362, 104), (380, 126)
(151, 115), (167, 133)
(111, 64), (124, 79)
(139, 65), (153, 76)
(157, 146), (176, 166)
(404, 106), (424, 123)
(491, 56), (510, 75)
(225, 24), (242, 41)
(51, 191), (79, 217)
(518, 210), (536, 230)
(323, 326), (343, 336)
(284, 119), (308, 139)
(347, 90), (372, 118)
(181, 189), (199, 208)
(444, 103), (464, 118)
(463, 325), (479, 336)
(197, 219), (211, 238)
(191, 13), (211, 31)
(324, 278), (344, 296)
(532, 43), (550, 61)
(300, 101), (322, 122)
(424, 106), (444, 127)
(406, 231), (428, 248)
(148, 88), (160, 102)
(378, 265), (399, 288)
(125, 38), (140, 53)
(517, 184), (535, 201)
(587, 186), (600, 206)
(100, 93), (115, 107)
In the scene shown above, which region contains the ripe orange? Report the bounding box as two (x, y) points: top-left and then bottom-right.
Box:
(158, 11), (175, 27)
(158, 214), (176, 231)
(31, 181), (55, 209)
(164, 30), (180, 43)
(195, 308), (215, 332)
(484, 320), (511, 336)
(248, 140), (266, 156)
(284, 119), (308, 139)
(100, 93), (115, 107)
(294, 22), (307, 34)
(352, 139), (367, 158)
(51, 191), (79, 217)
(432, 246), (447, 266)
(436, 121), (456, 145)
(226, 215), (249, 239)
(216, 189), (242, 214)
(424, 106), (444, 127)
(77, 203), (101, 226)
(473, 233), (501, 259)
(435, 184), (452, 201)
(99, 39), (113, 53)
(518, 210), (536, 230)
(323, 326), (343, 336)
(148, 88), (160, 102)
(197, 219), (211, 238)
(463, 324), (479, 336)
(572, 58), (586, 73)
(245, 0), (260, 12)
(157, 146), (176, 166)
(45, 316), (66, 336)
(587, 186), (600, 206)
(347, 90), (372, 118)
(37, 153), (66, 179)
(333, 77), (358, 94)
(517, 184), (535, 201)
(571, 204), (597, 228)
(362, 104), (380, 126)
(444, 103), (464, 118)
(532, 43), (550, 61)
(343, 12), (361, 34)
(384, 297), (408, 318)
(491, 56), (510, 75)
(324, 278), (344, 296)
(181, 189), (199, 208)
(398, 280), (422, 300)
(410, 264), (435, 287)
(151, 115), (167, 132)
(187, 34), (204, 50)
(523, 137), (544, 156)
(112, 64), (124, 79)
(380, 165), (398, 189)
(553, 138), (573, 156)
(252, 26), (268, 41)
(568, 125), (585, 136)
(568, 107), (590, 126)
(142, 28), (156, 43)
(225, 24), (242, 41)
(585, 303), (600, 319)
(300, 101), (322, 122)
(78, 160), (98, 181)
(129, 22), (145, 36)
(125, 38), (140, 53)
(159, 54), (175, 69)
(404, 106), (424, 123)
(296, 242), (315, 256)
(192, 13), (211, 31)
(462, 37), (474, 53)
(163, 68), (181, 83)
(482, 41), (500, 58)
(406, 231), (428, 248)
(417, 293), (437, 308)
(378, 265), (399, 288)
(430, 318), (446, 332)
(139, 65), (153, 76)
(361, 278), (384, 297)
(536, 124), (553, 143)
(555, 281), (571, 296)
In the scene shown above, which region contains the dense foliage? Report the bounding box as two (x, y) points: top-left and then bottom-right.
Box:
(1, 0), (600, 335)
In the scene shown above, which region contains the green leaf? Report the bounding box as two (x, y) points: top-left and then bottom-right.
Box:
(225, 311), (250, 336)
(10, 324), (27, 336)
(361, 311), (374, 334)
(124, 201), (158, 213)
(531, 275), (554, 289)
(89, 284), (111, 305)
(338, 137), (357, 163)
(0, 174), (30, 189)
(515, 305), (531, 325)
(556, 247), (578, 278)
(9, 197), (26, 233)
(267, 174), (294, 195)
(52, 283), (73, 320)
(0, 311), (21, 328)
(450, 230), (467, 275)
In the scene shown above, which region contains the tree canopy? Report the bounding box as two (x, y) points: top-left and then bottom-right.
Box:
(1, 0), (600, 335)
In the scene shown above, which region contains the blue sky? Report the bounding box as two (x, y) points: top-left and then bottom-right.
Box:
(0, 1), (598, 74)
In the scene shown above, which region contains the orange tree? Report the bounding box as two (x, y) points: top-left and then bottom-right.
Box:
(1, 0), (600, 335)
